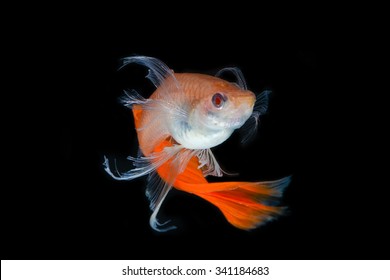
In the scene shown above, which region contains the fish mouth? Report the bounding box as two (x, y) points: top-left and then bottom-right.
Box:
(212, 113), (251, 129)
(205, 112), (242, 129)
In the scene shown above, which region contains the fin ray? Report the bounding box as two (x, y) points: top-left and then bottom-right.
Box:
(195, 182), (288, 230)
(239, 90), (270, 144)
(215, 67), (248, 90)
(145, 139), (197, 232)
(146, 171), (176, 232)
(119, 56), (176, 88)
(119, 56), (182, 102)
(196, 149), (224, 177)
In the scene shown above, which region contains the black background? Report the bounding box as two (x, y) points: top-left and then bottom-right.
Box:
(3, 10), (388, 260)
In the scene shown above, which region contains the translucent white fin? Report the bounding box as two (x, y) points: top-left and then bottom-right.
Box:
(119, 56), (181, 99)
(103, 156), (124, 180)
(119, 89), (147, 108)
(145, 147), (195, 232)
(120, 89), (163, 114)
(215, 67), (247, 90)
(105, 142), (194, 232)
(103, 145), (183, 181)
(119, 56), (172, 87)
(253, 90), (270, 116)
(239, 112), (260, 145)
(196, 149), (224, 177)
(120, 86), (188, 130)
(240, 90), (270, 144)
(146, 172), (176, 232)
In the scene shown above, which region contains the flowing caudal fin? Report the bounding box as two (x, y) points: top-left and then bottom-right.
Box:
(173, 156), (291, 230)
(194, 178), (290, 230)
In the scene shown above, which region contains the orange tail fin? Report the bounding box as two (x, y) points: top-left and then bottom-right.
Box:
(191, 181), (288, 230)
(172, 151), (290, 230)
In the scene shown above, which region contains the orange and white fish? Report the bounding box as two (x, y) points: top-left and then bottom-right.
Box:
(104, 56), (290, 232)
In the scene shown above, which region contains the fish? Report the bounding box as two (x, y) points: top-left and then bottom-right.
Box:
(104, 56), (290, 232)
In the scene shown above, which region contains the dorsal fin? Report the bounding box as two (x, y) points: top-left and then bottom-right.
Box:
(119, 56), (181, 99)
(215, 67), (247, 90)
(119, 56), (172, 87)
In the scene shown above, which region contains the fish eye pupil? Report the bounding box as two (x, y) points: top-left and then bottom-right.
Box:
(212, 93), (225, 108)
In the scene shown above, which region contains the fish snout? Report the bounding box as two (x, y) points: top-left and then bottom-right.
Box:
(238, 91), (256, 111)
(247, 92), (256, 108)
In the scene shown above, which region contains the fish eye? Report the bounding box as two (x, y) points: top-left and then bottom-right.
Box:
(212, 93), (227, 109)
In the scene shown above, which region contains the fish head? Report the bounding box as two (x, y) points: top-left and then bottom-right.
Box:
(196, 80), (256, 131)
(170, 74), (258, 149)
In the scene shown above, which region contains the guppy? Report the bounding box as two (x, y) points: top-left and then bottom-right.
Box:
(104, 56), (290, 232)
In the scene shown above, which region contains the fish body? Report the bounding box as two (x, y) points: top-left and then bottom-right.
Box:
(135, 73), (255, 153)
(104, 56), (290, 231)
